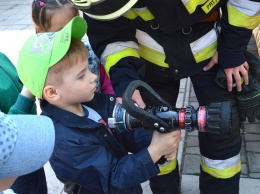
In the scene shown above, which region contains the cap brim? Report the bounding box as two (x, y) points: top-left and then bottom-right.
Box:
(0, 115), (55, 178)
(69, 16), (88, 39)
(50, 16), (88, 70)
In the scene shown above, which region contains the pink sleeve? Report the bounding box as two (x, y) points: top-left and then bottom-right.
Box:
(99, 63), (115, 94)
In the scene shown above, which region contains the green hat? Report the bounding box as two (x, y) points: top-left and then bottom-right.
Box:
(17, 16), (87, 98)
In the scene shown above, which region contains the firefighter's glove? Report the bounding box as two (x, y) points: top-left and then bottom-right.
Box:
(236, 88), (260, 123)
(215, 51), (260, 123)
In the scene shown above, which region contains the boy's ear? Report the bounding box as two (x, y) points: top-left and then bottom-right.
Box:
(43, 85), (60, 101)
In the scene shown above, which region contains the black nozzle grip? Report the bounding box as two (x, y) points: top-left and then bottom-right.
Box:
(122, 80), (171, 132)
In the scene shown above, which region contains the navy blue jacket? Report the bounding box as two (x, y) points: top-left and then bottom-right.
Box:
(40, 93), (159, 194)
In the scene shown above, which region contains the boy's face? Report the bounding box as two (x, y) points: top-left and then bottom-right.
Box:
(56, 58), (97, 104)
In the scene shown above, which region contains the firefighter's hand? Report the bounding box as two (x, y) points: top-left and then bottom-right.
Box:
(204, 52), (249, 92)
(203, 51), (218, 71)
(223, 63), (249, 92)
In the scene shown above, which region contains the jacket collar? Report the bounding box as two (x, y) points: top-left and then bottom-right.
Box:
(40, 100), (102, 129)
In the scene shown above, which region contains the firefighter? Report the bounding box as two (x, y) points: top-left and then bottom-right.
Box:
(69, 0), (260, 193)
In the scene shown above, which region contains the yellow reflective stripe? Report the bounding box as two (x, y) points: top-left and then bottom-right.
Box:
(193, 42), (217, 63)
(136, 30), (168, 68)
(105, 48), (140, 75)
(201, 154), (241, 179)
(190, 28), (218, 63)
(201, 154), (241, 169)
(133, 8), (155, 21)
(139, 44), (169, 68)
(201, 161), (241, 179)
(124, 10), (138, 20)
(181, 0), (208, 14)
(124, 7), (155, 21)
(201, 0), (220, 14)
(228, 0), (260, 16)
(227, 4), (260, 30)
(157, 158), (177, 176)
(101, 41), (139, 66)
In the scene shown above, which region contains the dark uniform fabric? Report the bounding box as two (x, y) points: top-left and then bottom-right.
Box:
(83, 0), (259, 193)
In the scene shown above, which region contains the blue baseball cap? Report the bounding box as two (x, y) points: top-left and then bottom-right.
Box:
(0, 112), (55, 178)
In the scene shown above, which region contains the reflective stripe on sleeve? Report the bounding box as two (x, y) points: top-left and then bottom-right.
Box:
(227, 0), (260, 29)
(157, 158), (177, 176)
(101, 41), (140, 75)
(190, 28), (218, 63)
(124, 7), (155, 20)
(201, 154), (241, 179)
(136, 30), (169, 68)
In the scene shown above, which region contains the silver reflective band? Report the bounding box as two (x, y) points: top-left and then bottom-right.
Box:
(228, 0), (260, 16)
(136, 30), (164, 54)
(101, 41), (139, 66)
(190, 28), (219, 55)
(201, 154), (241, 169)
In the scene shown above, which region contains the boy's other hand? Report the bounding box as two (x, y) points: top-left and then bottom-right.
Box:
(148, 130), (181, 163)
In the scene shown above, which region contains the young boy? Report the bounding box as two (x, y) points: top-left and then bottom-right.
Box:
(16, 16), (181, 194)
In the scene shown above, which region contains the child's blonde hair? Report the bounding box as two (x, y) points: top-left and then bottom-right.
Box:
(45, 39), (88, 86)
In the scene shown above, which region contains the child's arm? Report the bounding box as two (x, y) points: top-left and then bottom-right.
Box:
(8, 86), (36, 115)
(51, 129), (181, 192)
(51, 137), (158, 192)
(124, 129), (182, 162)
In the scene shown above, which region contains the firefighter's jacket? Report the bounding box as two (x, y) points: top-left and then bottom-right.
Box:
(84, 0), (260, 97)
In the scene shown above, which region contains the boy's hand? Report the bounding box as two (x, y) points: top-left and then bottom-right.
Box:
(148, 130), (181, 163)
(164, 150), (178, 161)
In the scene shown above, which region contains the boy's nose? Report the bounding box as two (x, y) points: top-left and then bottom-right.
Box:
(92, 72), (98, 82)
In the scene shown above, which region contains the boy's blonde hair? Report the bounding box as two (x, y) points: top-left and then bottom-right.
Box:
(45, 39), (88, 87)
